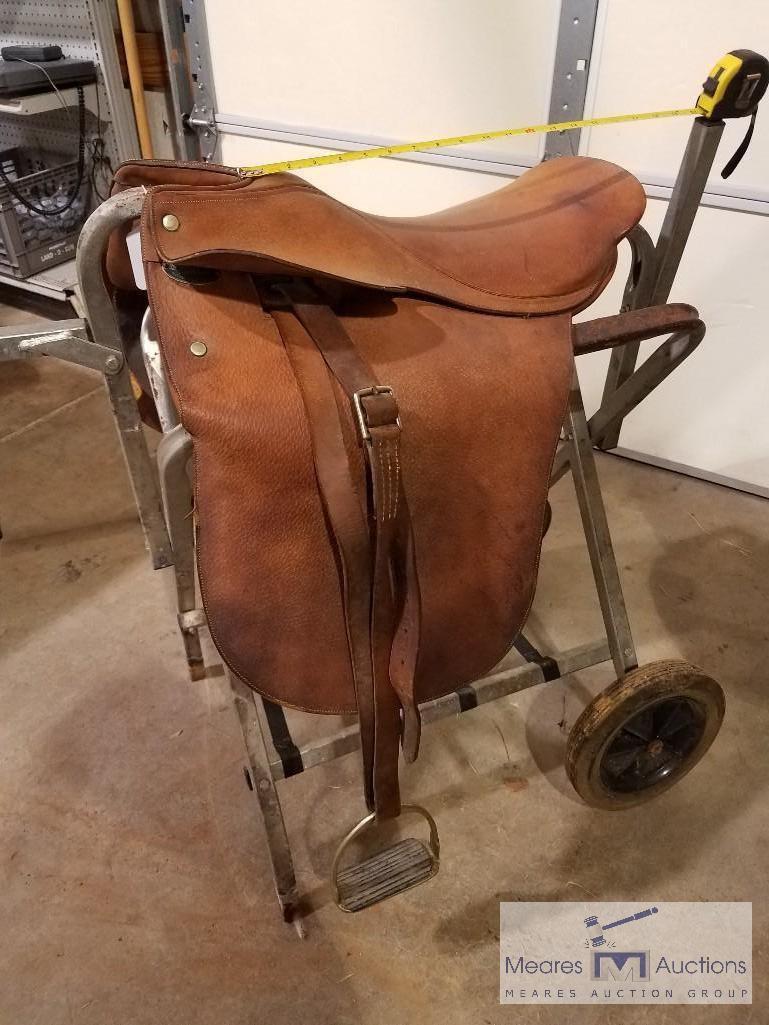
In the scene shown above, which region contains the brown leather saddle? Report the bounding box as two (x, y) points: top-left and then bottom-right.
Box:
(113, 155), (645, 893)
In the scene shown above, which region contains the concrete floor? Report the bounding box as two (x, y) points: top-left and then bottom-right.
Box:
(0, 286), (767, 1025)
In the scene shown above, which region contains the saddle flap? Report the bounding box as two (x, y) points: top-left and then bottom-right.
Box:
(143, 260), (573, 716)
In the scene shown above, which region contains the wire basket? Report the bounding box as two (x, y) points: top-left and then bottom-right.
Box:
(0, 145), (92, 279)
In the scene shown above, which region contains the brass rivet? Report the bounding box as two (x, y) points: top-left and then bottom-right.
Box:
(162, 213), (180, 232)
(189, 340), (207, 357)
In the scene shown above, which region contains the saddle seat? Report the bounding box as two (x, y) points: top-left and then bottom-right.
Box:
(139, 155), (644, 315)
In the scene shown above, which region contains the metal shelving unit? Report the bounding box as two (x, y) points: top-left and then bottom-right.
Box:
(0, 0), (139, 301)
(0, 257), (78, 302)
(0, 82), (100, 118)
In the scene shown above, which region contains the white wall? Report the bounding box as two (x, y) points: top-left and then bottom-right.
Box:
(576, 0), (769, 491)
(582, 0), (769, 195)
(211, 0), (769, 492)
(575, 201), (769, 491)
(219, 134), (512, 214)
(208, 0), (559, 166)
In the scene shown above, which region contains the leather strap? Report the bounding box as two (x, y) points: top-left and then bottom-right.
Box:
(285, 294), (422, 746)
(268, 280), (422, 819)
(267, 296), (378, 809)
(721, 109), (757, 179)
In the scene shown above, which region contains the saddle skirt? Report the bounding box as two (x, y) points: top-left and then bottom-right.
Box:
(135, 155), (645, 819)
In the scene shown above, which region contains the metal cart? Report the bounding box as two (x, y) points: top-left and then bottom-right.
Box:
(0, 115), (736, 926)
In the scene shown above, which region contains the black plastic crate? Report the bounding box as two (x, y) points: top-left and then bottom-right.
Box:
(0, 145), (92, 278)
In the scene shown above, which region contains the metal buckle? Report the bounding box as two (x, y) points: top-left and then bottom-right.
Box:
(352, 385), (400, 442)
(331, 804), (440, 912)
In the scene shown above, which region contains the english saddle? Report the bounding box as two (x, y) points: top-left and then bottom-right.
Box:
(112, 154), (648, 902)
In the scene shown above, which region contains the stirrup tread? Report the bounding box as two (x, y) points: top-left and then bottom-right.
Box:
(331, 804), (440, 912)
(336, 837), (436, 912)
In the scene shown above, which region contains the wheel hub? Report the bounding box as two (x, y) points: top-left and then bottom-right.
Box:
(600, 696), (707, 794)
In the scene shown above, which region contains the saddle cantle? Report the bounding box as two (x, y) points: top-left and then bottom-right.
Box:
(134, 155), (645, 847)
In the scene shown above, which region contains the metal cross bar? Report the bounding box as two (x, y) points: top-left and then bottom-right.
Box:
(259, 638), (611, 782)
(0, 319), (124, 375)
(553, 321), (706, 484)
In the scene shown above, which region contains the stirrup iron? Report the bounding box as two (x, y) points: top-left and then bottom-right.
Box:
(331, 804), (440, 913)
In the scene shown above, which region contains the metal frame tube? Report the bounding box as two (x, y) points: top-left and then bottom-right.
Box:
(156, 426), (203, 677)
(650, 118), (725, 305)
(563, 371), (637, 676)
(597, 117), (725, 449)
(230, 672), (300, 924)
(598, 225), (657, 448)
(76, 190), (173, 569)
(140, 309), (180, 432)
(554, 322), (706, 484)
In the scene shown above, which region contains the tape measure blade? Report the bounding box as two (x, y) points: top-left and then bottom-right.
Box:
(237, 107), (701, 177)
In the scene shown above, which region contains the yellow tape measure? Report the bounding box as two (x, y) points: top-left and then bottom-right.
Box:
(237, 106), (701, 178)
(237, 50), (768, 178)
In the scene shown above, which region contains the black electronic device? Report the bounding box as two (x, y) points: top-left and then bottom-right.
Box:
(0, 57), (96, 99)
(0, 45), (64, 62)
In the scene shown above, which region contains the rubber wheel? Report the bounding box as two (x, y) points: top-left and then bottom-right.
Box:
(566, 659), (725, 809)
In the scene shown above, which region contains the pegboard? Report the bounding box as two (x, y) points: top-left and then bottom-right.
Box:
(2, 0), (107, 59)
(0, 0), (139, 173)
(0, 107), (100, 148)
